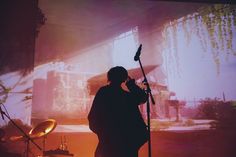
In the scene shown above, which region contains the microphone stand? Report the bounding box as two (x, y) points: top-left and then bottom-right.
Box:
(136, 57), (155, 157)
(0, 103), (42, 157)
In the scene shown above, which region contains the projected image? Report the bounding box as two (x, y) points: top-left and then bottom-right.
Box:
(0, 1), (235, 124)
(51, 72), (89, 116)
(31, 62), (95, 124)
(1, 1), (236, 157)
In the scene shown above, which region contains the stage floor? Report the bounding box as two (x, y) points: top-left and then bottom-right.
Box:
(2, 124), (236, 157)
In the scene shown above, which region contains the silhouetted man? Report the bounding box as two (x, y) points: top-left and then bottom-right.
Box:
(88, 66), (148, 157)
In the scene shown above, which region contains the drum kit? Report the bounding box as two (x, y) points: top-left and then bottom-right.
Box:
(9, 119), (57, 156)
(1, 119), (72, 157)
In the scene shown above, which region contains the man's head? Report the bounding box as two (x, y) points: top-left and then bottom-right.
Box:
(107, 66), (128, 85)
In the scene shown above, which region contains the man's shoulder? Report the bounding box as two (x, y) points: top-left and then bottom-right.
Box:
(99, 85), (109, 90)
(96, 85), (110, 93)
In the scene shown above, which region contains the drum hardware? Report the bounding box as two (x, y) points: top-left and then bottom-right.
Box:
(29, 119), (57, 152)
(0, 104), (42, 157)
(42, 135), (74, 157)
(10, 119), (57, 157)
(43, 149), (74, 156)
(59, 135), (68, 151)
(9, 134), (37, 157)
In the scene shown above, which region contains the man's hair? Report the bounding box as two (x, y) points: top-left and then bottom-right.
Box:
(107, 66), (128, 83)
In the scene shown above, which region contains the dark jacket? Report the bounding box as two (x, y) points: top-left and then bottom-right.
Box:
(88, 81), (148, 157)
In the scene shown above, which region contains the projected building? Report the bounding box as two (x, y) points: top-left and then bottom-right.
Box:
(32, 70), (92, 124)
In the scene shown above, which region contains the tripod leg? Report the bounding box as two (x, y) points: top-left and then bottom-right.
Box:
(22, 139), (29, 157)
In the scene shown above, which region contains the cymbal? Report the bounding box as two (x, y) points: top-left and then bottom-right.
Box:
(29, 119), (57, 139)
(9, 119), (57, 141)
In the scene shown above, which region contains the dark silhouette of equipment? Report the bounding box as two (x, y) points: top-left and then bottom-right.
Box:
(133, 44), (155, 157)
(10, 119), (57, 157)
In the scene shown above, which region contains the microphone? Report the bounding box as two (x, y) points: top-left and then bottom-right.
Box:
(134, 44), (142, 61)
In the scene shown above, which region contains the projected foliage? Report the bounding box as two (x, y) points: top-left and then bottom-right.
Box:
(163, 4), (236, 74)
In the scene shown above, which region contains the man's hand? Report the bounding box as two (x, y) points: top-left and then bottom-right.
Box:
(125, 76), (136, 88)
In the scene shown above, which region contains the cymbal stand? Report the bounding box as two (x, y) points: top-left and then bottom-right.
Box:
(0, 104), (42, 157)
(134, 48), (155, 157)
(23, 138), (30, 157)
(22, 138), (38, 157)
(43, 135), (47, 152)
